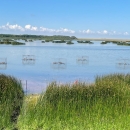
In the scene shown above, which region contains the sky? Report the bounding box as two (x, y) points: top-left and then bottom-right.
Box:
(0, 0), (130, 38)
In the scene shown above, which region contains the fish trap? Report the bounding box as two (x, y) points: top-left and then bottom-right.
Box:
(22, 55), (35, 65)
(0, 58), (7, 70)
(51, 58), (67, 70)
(77, 56), (89, 65)
(116, 58), (130, 69)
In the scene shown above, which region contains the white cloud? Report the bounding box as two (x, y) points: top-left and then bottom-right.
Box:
(56, 28), (75, 33)
(0, 23), (75, 34)
(80, 29), (93, 34)
(25, 25), (38, 31)
(0, 23), (24, 31)
(40, 27), (56, 32)
(40, 27), (75, 34)
(79, 29), (130, 36)
(0, 23), (129, 36)
(25, 25), (31, 30)
(124, 32), (129, 35)
(97, 31), (101, 34)
(31, 26), (38, 31)
(103, 30), (108, 34)
(113, 31), (116, 34)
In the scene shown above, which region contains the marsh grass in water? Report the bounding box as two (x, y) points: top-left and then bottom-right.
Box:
(17, 73), (130, 130)
(100, 41), (130, 46)
(0, 39), (25, 45)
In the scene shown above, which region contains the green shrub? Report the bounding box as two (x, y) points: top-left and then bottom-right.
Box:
(0, 74), (24, 129)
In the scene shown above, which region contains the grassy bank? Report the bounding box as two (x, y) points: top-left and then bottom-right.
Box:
(17, 74), (130, 130)
(15, 73), (130, 130)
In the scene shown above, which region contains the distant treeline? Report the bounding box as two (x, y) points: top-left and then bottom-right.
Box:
(0, 34), (77, 40)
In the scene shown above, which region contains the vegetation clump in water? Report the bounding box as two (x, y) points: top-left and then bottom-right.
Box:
(0, 39), (25, 45)
(41, 40), (45, 43)
(101, 41), (109, 44)
(45, 40), (51, 42)
(77, 40), (93, 44)
(116, 42), (130, 46)
(100, 40), (130, 46)
(66, 41), (74, 44)
(52, 40), (66, 43)
(28, 39), (33, 42)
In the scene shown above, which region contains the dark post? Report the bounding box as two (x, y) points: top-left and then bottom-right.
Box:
(26, 80), (27, 95)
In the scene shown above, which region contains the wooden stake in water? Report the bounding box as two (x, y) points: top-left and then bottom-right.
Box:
(26, 80), (27, 95)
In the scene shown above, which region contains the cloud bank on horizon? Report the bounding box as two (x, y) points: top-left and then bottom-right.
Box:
(0, 23), (129, 38)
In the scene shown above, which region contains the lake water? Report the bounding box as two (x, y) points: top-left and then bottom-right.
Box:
(0, 40), (130, 94)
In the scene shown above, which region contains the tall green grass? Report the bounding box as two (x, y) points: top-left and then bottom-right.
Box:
(17, 73), (130, 130)
(0, 74), (24, 129)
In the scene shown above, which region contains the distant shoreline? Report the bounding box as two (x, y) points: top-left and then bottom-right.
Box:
(0, 34), (130, 42)
(77, 38), (130, 42)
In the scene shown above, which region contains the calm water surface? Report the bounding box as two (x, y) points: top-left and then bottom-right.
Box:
(0, 40), (130, 93)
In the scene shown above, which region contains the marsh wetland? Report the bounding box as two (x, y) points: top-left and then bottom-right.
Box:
(1, 35), (130, 129)
(0, 37), (130, 93)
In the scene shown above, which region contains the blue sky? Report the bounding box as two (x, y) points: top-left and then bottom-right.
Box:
(0, 0), (130, 38)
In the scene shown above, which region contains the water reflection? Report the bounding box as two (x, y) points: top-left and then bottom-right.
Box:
(0, 41), (130, 93)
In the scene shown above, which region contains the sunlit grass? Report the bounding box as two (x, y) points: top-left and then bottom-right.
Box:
(17, 73), (130, 129)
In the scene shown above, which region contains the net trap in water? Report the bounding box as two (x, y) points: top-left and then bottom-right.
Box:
(116, 58), (130, 69)
(22, 55), (35, 65)
(76, 56), (89, 65)
(0, 58), (7, 70)
(51, 58), (67, 70)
